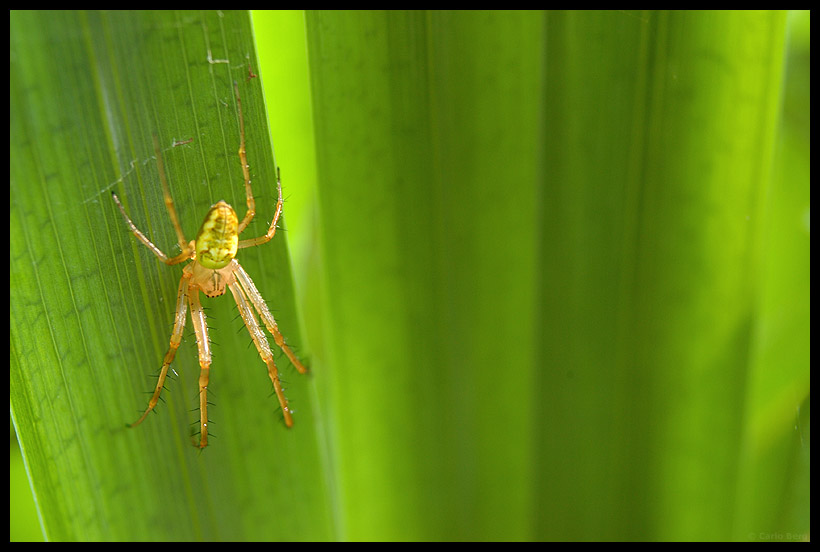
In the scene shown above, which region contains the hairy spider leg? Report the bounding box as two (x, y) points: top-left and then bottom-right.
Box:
(128, 275), (190, 427)
(187, 286), (213, 448)
(233, 261), (307, 375)
(228, 278), (294, 427)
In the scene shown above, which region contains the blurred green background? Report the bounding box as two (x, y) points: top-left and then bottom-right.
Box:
(10, 10), (809, 541)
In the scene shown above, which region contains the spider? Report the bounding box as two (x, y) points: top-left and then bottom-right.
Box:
(112, 82), (307, 449)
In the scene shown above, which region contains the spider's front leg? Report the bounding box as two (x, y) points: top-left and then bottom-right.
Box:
(111, 135), (193, 265)
(128, 274), (189, 428)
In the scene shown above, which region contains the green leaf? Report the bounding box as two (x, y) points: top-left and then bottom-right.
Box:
(11, 10), (332, 541)
(304, 9), (807, 541)
(12, 10), (808, 542)
(305, 11), (543, 540)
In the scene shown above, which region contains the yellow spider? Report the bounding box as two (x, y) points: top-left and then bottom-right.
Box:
(112, 82), (307, 449)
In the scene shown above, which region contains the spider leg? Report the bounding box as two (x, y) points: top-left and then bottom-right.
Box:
(232, 81), (283, 249)
(112, 193), (191, 265)
(111, 135), (192, 265)
(228, 280), (294, 427)
(236, 170), (283, 249)
(129, 274), (189, 428)
(187, 287), (212, 449)
(152, 134), (190, 254)
(234, 81), (257, 235)
(232, 261), (308, 374)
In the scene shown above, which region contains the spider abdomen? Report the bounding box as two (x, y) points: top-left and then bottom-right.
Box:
(195, 200), (239, 270)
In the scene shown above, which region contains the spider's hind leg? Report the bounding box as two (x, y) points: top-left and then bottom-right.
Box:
(232, 261), (308, 375)
(187, 287), (213, 449)
(227, 280), (294, 427)
(128, 275), (189, 429)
